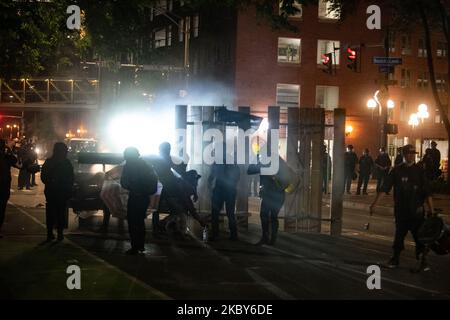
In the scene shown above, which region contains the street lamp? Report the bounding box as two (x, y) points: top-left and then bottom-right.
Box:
(367, 91), (395, 148)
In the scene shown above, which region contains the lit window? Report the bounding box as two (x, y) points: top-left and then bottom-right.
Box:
(155, 0), (167, 16)
(317, 40), (340, 65)
(154, 28), (166, 48)
(278, 38), (301, 64)
(400, 68), (411, 88)
(417, 71), (428, 89)
(276, 84), (300, 109)
(436, 74), (447, 92)
(279, 1), (302, 18)
(435, 108), (442, 123)
(418, 39), (427, 57)
(401, 35), (411, 55)
(315, 86), (339, 110)
(437, 42), (448, 57)
(318, 0), (340, 20)
(389, 31), (396, 53)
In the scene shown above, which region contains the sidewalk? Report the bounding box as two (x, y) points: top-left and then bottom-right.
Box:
(323, 180), (450, 216)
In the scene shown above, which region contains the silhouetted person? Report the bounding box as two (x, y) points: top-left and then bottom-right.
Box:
(422, 148), (435, 181)
(370, 145), (435, 272)
(248, 157), (289, 246)
(120, 147), (157, 255)
(30, 144), (38, 186)
(0, 139), (18, 238)
(344, 145), (358, 194)
(430, 141), (441, 180)
(18, 144), (32, 190)
(151, 142), (187, 237)
(41, 143), (74, 242)
(356, 148), (373, 195)
(208, 159), (240, 241)
(394, 147), (403, 166)
(322, 145), (332, 194)
(375, 147), (391, 194)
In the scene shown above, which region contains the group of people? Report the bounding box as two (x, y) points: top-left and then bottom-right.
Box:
(343, 141), (442, 196)
(0, 137), (443, 272)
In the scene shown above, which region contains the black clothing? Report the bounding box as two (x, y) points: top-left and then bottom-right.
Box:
(382, 163), (431, 256)
(248, 157), (287, 244)
(210, 164), (240, 239)
(394, 154), (403, 166)
(41, 156), (74, 237)
(344, 151), (358, 193)
(0, 148), (17, 230)
(357, 154), (373, 194)
(375, 153), (391, 193)
(121, 158), (157, 250)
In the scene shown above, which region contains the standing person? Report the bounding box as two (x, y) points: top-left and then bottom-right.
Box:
(248, 157), (290, 246)
(394, 147), (403, 166)
(322, 145), (332, 194)
(375, 147), (391, 194)
(208, 158), (240, 241)
(0, 139), (18, 238)
(430, 141), (441, 179)
(18, 144), (32, 190)
(344, 145), (358, 195)
(41, 143), (74, 242)
(422, 148), (435, 181)
(120, 147), (157, 255)
(30, 144), (38, 187)
(356, 148), (374, 195)
(370, 145), (436, 272)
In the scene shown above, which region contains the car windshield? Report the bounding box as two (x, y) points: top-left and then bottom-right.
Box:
(69, 140), (97, 153)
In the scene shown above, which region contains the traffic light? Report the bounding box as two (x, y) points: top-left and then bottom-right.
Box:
(347, 47), (359, 72)
(322, 53), (333, 74)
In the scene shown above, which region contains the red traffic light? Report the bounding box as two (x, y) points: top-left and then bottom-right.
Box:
(322, 53), (331, 65)
(347, 47), (357, 60)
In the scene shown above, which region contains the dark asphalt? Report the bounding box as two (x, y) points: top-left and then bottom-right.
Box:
(1, 203), (450, 299)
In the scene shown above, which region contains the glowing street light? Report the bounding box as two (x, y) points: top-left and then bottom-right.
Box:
(417, 103), (429, 122)
(408, 113), (419, 128)
(345, 125), (353, 136)
(367, 99), (377, 109)
(387, 99), (395, 109)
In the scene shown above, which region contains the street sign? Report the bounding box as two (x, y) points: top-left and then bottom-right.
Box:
(373, 57), (402, 65)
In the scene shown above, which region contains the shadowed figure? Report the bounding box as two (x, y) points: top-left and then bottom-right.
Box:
(41, 142), (74, 242)
(0, 139), (18, 237)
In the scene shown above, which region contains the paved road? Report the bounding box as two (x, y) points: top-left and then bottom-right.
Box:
(2, 170), (450, 299)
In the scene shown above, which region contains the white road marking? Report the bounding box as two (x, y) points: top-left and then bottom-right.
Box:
(245, 268), (296, 300)
(9, 202), (172, 300)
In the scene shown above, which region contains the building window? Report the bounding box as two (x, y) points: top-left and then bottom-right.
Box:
(278, 38), (301, 64)
(400, 101), (407, 122)
(437, 42), (448, 58)
(276, 84), (300, 109)
(401, 35), (411, 55)
(400, 68), (411, 88)
(315, 86), (339, 110)
(154, 28), (166, 48)
(435, 108), (442, 123)
(436, 74), (447, 92)
(318, 0), (340, 20)
(317, 40), (340, 65)
(417, 71), (429, 88)
(388, 108), (394, 121)
(279, 1), (302, 18)
(418, 39), (427, 57)
(179, 18), (184, 42)
(193, 14), (199, 38)
(389, 31), (396, 53)
(167, 25), (172, 46)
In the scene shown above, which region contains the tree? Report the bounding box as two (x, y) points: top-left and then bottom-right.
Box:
(0, 0), (89, 79)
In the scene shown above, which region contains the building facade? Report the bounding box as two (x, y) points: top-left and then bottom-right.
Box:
(147, 0), (449, 165)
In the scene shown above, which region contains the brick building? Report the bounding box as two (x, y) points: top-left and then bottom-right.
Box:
(146, 0), (449, 165)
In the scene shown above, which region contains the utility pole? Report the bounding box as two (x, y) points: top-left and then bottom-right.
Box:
(378, 28), (390, 150)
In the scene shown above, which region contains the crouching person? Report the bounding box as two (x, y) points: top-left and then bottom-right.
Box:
(121, 147), (158, 255)
(41, 143), (74, 242)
